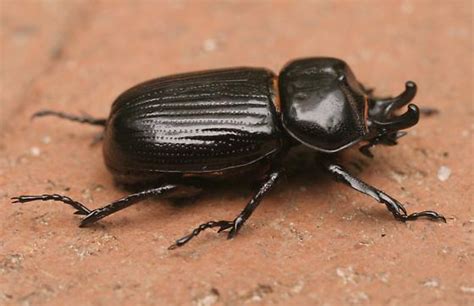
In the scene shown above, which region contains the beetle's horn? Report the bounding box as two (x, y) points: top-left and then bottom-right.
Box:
(372, 104), (420, 133)
(369, 81), (417, 119)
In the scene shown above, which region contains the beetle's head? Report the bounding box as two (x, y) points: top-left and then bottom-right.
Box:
(279, 57), (369, 153)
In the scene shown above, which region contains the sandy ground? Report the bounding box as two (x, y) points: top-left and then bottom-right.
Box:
(0, 1), (473, 305)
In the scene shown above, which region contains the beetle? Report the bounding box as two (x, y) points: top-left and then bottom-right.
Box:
(12, 57), (446, 249)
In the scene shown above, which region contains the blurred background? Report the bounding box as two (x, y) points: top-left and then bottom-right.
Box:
(1, 1), (472, 305)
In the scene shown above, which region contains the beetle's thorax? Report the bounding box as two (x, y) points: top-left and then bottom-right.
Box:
(278, 57), (369, 153)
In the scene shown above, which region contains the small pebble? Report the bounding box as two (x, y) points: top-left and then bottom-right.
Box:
(437, 166), (451, 182)
(423, 278), (440, 288)
(30, 146), (41, 157)
(460, 286), (474, 294)
(203, 38), (217, 52)
(41, 135), (51, 144)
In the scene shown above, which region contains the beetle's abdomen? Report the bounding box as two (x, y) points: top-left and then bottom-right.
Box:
(103, 68), (282, 181)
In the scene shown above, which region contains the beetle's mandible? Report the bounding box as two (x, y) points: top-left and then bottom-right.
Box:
(12, 57), (446, 248)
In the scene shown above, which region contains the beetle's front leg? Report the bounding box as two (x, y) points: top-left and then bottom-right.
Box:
(323, 162), (446, 222)
(168, 169), (283, 249)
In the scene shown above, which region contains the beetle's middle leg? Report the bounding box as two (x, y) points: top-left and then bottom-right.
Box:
(12, 185), (181, 226)
(168, 169), (282, 249)
(323, 162), (446, 222)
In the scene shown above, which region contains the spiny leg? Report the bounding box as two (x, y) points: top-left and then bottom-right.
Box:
(324, 162), (446, 222)
(12, 185), (179, 226)
(168, 170), (282, 249)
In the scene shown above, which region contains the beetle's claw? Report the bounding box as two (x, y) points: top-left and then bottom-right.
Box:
(227, 217), (244, 239)
(74, 210), (89, 215)
(217, 222), (234, 233)
(168, 234), (193, 250)
(79, 210), (104, 227)
(168, 220), (234, 250)
(404, 211), (447, 223)
(11, 195), (43, 204)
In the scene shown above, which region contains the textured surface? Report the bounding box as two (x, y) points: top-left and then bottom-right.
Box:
(105, 67), (280, 180)
(0, 1), (473, 305)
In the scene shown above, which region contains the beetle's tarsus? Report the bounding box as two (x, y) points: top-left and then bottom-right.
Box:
(11, 194), (91, 215)
(32, 110), (107, 127)
(168, 220), (234, 249)
(169, 169), (282, 249)
(402, 211), (447, 222)
(324, 162), (445, 223)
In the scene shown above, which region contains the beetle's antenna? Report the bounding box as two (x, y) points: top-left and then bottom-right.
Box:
(32, 110), (107, 126)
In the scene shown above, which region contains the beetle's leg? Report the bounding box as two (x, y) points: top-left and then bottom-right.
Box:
(323, 162), (446, 222)
(168, 169), (282, 249)
(11, 194), (92, 215)
(32, 110), (107, 126)
(79, 185), (180, 226)
(226, 170), (282, 238)
(12, 185), (180, 226)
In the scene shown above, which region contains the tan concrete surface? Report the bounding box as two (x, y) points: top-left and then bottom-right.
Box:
(1, 1), (472, 305)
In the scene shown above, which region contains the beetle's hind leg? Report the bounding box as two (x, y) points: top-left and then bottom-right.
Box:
(32, 110), (107, 145)
(323, 161), (446, 222)
(168, 169), (282, 249)
(32, 110), (107, 126)
(11, 194), (92, 215)
(12, 185), (181, 226)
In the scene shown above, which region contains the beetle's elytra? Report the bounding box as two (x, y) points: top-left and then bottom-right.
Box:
(12, 57), (445, 249)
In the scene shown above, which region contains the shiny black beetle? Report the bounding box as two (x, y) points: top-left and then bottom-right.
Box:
(13, 58), (446, 249)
